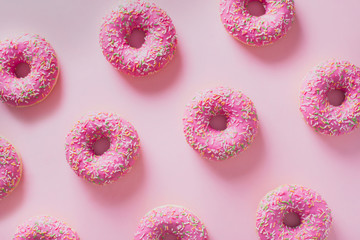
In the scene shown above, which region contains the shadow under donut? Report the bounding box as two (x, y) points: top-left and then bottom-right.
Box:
(315, 127), (360, 157)
(240, 15), (302, 63)
(0, 162), (26, 220)
(326, 225), (337, 240)
(203, 127), (266, 180)
(81, 148), (146, 205)
(117, 44), (183, 94)
(4, 69), (64, 123)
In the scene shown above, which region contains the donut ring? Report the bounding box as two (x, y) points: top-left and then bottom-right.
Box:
(300, 59), (360, 136)
(220, 0), (295, 46)
(256, 184), (332, 240)
(0, 136), (22, 199)
(99, 0), (177, 76)
(183, 87), (258, 161)
(0, 34), (59, 107)
(134, 205), (208, 240)
(14, 216), (79, 239)
(65, 112), (140, 185)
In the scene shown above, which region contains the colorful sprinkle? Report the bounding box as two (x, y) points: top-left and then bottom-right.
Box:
(65, 112), (140, 185)
(134, 205), (208, 240)
(14, 216), (79, 240)
(0, 34), (59, 107)
(220, 0), (295, 46)
(300, 59), (360, 136)
(0, 136), (22, 199)
(99, 0), (177, 76)
(256, 184), (332, 240)
(183, 87), (258, 161)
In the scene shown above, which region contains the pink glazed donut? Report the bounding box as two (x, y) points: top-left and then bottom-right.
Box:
(220, 0), (295, 46)
(300, 59), (360, 136)
(134, 205), (208, 240)
(183, 87), (258, 161)
(0, 137), (22, 199)
(65, 112), (140, 185)
(0, 34), (59, 106)
(256, 184), (332, 240)
(14, 216), (79, 240)
(99, 0), (177, 76)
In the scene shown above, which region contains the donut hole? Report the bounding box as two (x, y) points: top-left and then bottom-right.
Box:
(128, 28), (146, 48)
(283, 212), (301, 228)
(93, 137), (110, 155)
(14, 62), (31, 78)
(161, 233), (179, 240)
(246, 0), (266, 17)
(327, 89), (345, 106)
(209, 115), (228, 131)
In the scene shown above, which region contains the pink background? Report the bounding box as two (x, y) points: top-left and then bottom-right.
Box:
(0, 0), (359, 239)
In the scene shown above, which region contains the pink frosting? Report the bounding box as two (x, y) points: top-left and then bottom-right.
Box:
(183, 87), (258, 161)
(0, 137), (22, 199)
(14, 216), (79, 240)
(220, 0), (295, 46)
(99, 0), (177, 76)
(256, 184), (332, 240)
(0, 34), (59, 107)
(300, 59), (360, 136)
(65, 112), (140, 185)
(134, 205), (208, 240)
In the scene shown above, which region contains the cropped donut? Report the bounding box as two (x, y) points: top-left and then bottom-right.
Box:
(99, 0), (177, 76)
(183, 87), (258, 161)
(65, 112), (140, 185)
(0, 137), (22, 199)
(256, 184), (332, 240)
(220, 0), (295, 46)
(0, 34), (59, 107)
(300, 59), (360, 136)
(14, 216), (79, 240)
(134, 205), (208, 240)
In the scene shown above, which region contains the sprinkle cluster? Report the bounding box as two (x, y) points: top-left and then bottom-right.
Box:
(256, 184), (332, 240)
(134, 205), (208, 240)
(0, 34), (59, 107)
(0, 137), (22, 199)
(220, 0), (295, 46)
(183, 87), (258, 161)
(14, 216), (79, 240)
(65, 112), (140, 185)
(300, 59), (360, 136)
(99, 0), (177, 76)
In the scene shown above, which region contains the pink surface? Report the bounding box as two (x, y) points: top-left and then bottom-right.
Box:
(0, 0), (360, 239)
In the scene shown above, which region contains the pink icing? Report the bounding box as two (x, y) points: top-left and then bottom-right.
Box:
(256, 184), (332, 240)
(0, 137), (22, 199)
(134, 205), (208, 240)
(220, 0), (295, 46)
(183, 87), (258, 161)
(14, 216), (79, 240)
(300, 59), (360, 136)
(0, 34), (59, 107)
(65, 112), (140, 185)
(99, 0), (177, 76)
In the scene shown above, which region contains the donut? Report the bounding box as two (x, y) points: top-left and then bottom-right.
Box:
(0, 136), (22, 199)
(134, 205), (208, 239)
(0, 34), (59, 107)
(65, 112), (140, 185)
(183, 87), (258, 161)
(300, 59), (360, 136)
(256, 184), (332, 240)
(14, 216), (79, 239)
(99, 0), (177, 76)
(220, 0), (295, 46)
